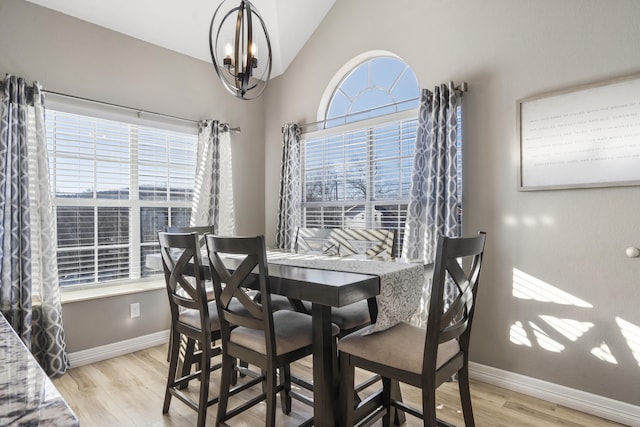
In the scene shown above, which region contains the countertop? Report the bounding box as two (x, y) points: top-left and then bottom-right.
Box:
(0, 312), (78, 426)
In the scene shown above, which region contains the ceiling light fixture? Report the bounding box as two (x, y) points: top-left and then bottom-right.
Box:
(209, 0), (272, 100)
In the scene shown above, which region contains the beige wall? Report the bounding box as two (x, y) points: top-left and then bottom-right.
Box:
(265, 0), (640, 406)
(0, 0), (266, 352)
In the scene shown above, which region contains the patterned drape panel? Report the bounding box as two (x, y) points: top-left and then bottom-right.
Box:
(274, 123), (301, 250)
(191, 120), (235, 235)
(0, 75), (69, 375)
(403, 83), (461, 327)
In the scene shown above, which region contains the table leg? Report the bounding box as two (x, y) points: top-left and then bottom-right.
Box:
(390, 379), (406, 425)
(312, 303), (337, 427)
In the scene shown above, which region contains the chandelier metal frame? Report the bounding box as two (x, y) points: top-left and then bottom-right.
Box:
(209, 0), (272, 100)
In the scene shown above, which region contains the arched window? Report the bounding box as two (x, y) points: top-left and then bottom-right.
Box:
(324, 56), (419, 127)
(300, 54), (421, 256)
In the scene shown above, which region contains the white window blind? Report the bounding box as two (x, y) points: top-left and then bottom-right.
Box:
(45, 109), (197, 287)
(301, 111), (418, 257)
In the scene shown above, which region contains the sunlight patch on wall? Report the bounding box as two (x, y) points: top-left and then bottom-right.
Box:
(510, 321), (532, 347)
(503, 215), (555, 227)
(504, 215), (518, 227)
(616, 317), (640, 367)
(591, 342), (618, 365)
(509, 268), (639, 364)
(539, 315), (594, 342)
(529, 321), (565, 352)
(540, 215), (555, 226)
(512, 268), (593, 307)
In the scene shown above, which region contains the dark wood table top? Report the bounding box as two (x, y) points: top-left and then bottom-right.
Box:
(218, 254), (381, 308)
(149, 249), (381, 307)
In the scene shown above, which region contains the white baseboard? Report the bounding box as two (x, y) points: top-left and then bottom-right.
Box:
(469, 362), (639, 427)
(68, 329), (170, 368)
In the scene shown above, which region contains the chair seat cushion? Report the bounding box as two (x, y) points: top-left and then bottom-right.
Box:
(337, 321), (459, 374)
(231, 310), (339, 356)
(178, 299), (245, 332)
(269, 294), (295, 311)
(328, 300), (371, 331)
(302, 300), (371, 331)
(178, 301), (221, 331)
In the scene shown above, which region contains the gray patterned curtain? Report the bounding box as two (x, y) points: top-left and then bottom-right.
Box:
(0, 75), (69, 376)
(191, 120), (235, 235)
(275, 123), (301, 250)
(403, 83), (461, 326)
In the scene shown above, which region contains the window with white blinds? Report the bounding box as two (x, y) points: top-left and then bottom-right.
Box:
(46, 109), (197, 287)
(301, 112), (418, 257)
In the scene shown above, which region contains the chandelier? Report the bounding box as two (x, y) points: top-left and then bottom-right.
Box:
(209, 0), (272, 100)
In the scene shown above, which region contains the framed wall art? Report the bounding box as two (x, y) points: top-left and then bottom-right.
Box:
(518, 73), (640, 191)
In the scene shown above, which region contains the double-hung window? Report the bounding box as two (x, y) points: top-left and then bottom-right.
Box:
(300, 56), (421, 257)
(301, 113), (418, 257)
(45, 101), (197, 287)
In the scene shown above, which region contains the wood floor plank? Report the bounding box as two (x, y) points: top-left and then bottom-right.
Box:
(52, 345), (625, 426)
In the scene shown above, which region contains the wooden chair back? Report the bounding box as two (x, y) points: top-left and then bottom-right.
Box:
(158, 232), (211, 331)
(426, 231), (486, 380)
(333, 228), (394, 257)
(166, 225), (215, 248)
(205, 235), (277, 357)
(294, 227), (394, 257)
(294, 227), (335, 254)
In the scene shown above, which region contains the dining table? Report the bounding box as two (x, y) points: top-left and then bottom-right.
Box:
(261, 251), (427, 427)
(147, 248), (428, 426)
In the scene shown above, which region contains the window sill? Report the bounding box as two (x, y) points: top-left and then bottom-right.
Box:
(60, 279), (165, 304)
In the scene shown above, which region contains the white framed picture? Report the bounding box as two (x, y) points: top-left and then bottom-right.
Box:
(518, 73), (640, 191)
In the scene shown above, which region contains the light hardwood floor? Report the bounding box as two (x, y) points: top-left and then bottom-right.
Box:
(52, 345), (624, 426)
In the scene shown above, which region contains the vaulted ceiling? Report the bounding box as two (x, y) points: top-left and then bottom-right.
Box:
(24, 0), (335, 78)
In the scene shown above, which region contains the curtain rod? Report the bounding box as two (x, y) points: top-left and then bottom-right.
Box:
(0, 81), (241, 133)
(284, 81), (467, 134)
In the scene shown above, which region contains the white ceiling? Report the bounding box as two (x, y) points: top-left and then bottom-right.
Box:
(24, 0), (335, 78)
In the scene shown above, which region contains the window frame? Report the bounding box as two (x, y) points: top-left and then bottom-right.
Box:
(300, 108), (419, 257)
(44, 96), (198, 289)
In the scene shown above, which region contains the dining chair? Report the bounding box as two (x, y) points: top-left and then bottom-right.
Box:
(167, 225), (293, 314)
(205, 234), (339, 426)
(163, 226), (219, 369)
(169, 225), (296, 384)
(159, 231), (225, 427)
(337, 232), (487, 427)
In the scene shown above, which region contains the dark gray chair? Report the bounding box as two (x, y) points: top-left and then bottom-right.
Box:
(205, 234), (339, 426)
(338, 232), (487, 427)
(158, 231), (222, 427)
